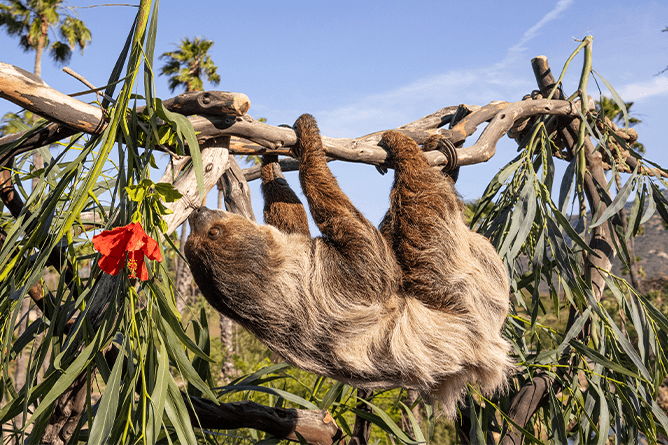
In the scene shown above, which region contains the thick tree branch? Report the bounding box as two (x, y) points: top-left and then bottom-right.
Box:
(0, 63), (107, 134)
(2, 61), (592, 175)
(185, 396), (342, 445)
(159, 143), (231, 236)
(136, 90), (251, 116)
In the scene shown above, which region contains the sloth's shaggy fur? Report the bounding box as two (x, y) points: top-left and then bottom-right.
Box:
(185, 114), (512, 417)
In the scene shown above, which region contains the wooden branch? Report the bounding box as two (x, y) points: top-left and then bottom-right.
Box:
(0, 62), (106, 134)
(219, 155), (256, 221)
(185, 396), (342, 445)
(136, 90), (250, 116)
(0, 124), (78, 166)
(242, 155), (300, 182)
(197, 98), (587, 169)
(1, 62), (593, 176)
(160, 143), (231, 236)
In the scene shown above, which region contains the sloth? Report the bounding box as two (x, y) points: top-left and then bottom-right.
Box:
(185, 114), (512, 417)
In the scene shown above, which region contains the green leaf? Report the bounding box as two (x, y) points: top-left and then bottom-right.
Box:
(142, 0), (160, 114)
(600, 305), (652, 381)
(467, 394), (486, 445)
(149, 280), (213, 363)
(89, 338), (125, 444)
(593, 70), (630, 130)
(218, 385), (319, 410)
(650, 183), (668, 226)
(590, 165), (637, 228)
(225, 363), (292, 389)
(589, 379), (610, 445)
(187, 308), (212, 398)
(156, 315), (218, 402)
(350, 408), (418, 444)
(570, 340), (641, 380)
(625, 187), (643, 240)
(471, 155), (522, 227)
(558, 158), (577, 214)
(548, 387), (567, 445)
(557, 309), (590, 356)
(155, 99), (205, 200)
(147, 342), (170, 445)
(165, 375), (198, 444)
(26, 326), (106, 426)
(125, 183), (148, 203)
(549, 205), (595, 256)
(319, 381), (345, 410)
(639, 183), (655, 225)
(398, 401), (426, 444)
(154, 182), (183, 203)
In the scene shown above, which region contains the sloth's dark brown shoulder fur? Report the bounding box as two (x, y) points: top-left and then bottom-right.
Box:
(185, 114), (512, 417)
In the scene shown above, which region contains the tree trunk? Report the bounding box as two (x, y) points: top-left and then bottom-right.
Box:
(349, 388), (373, 445)
(34, 18), (49, 78)
(219, 313), (236, 378)
(217, 177), (236, 379)
(400, 389), (420, 438)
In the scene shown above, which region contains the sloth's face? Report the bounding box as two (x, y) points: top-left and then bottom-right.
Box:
(187, 207), (229, 238)
(185, 206), (274, 268)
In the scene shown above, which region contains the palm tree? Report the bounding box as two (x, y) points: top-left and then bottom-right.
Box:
(0, 0), (91, 77)
(159, 36), (220, 93)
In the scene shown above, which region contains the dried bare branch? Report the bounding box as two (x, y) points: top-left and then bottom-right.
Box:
(1, 61), (594, 176)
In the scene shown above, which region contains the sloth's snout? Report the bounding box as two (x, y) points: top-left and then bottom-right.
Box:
(188, 207), (228, 235)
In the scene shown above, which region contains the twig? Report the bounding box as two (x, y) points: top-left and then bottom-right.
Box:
(62, 67), (114, 104)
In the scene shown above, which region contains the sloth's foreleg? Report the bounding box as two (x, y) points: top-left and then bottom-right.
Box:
(260, 155), (311, 236)
(292, 114), (400, 299)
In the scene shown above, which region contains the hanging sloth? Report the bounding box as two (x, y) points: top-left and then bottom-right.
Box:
(185, 114), (512, 417)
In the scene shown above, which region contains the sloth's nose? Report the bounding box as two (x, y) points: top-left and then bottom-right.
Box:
(188, 207), (227, 234)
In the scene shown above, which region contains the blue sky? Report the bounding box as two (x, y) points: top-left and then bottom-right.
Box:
(1, 0), (667, 226)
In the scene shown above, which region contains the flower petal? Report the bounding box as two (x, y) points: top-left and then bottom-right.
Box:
(92, 225), (131, 256)
(124, 222), (149, 252)
(142, 235), (163, 262)
(93, 221), (163, 280)
(97, 251), (125, 276)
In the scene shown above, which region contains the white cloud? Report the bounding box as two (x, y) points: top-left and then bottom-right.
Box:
(616, 76), (668, 101)
(317, 0), (575, 137)
(494, 0), (574, 71)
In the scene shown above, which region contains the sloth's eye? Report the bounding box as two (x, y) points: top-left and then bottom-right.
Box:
(208, 227), (221, 239)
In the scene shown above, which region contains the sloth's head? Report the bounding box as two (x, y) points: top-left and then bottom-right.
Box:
(184, 207), (282, 299)
(185, 206), (271, 264)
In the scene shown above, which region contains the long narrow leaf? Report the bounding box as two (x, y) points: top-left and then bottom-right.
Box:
(590, 165), (637, 228)
(88, 338), (125, 444)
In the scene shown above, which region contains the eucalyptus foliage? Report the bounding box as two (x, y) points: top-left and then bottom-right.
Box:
(0, 3), (667, 444)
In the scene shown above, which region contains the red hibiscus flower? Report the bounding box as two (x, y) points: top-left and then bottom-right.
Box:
(92, 222), (163, 281)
